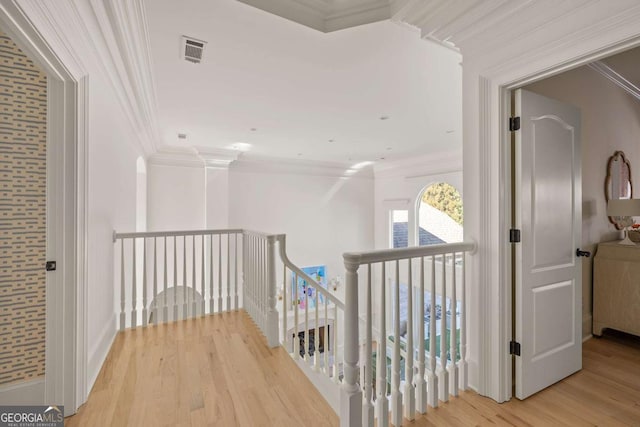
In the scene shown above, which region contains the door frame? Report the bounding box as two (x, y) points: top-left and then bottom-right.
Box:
(0, 2), (88, 412)
(473, 33), (640, 403)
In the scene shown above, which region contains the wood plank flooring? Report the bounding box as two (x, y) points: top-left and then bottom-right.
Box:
(405, 330), (640, 427)
(66, 311), (337, 427)
(67, 313), (640, 426)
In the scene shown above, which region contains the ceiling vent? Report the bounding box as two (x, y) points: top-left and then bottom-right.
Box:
(181, 36), (206, 64)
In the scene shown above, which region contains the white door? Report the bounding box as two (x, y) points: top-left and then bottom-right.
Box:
(514, 89), (582, 399)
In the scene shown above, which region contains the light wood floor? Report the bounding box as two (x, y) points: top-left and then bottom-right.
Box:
(67, 313), (640, 426)
(66, 311), (337, 427)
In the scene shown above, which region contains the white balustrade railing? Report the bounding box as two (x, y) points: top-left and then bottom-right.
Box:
(275, 234), (346, 386)
(114, 229), (475, 427)
(342, 241), (476, 427)
(242, 230), (280, 347)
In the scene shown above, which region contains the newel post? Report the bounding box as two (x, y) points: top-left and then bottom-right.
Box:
(266, 235), (279, 348)
(341, 258), (362, 427)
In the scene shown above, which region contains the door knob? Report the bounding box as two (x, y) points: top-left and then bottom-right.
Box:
(576, 249), (591, 258)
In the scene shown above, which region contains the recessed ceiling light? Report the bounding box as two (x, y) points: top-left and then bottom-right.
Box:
(297, 153), (302, 156)
(228, 142), (252, 152)
(446, 130), (455, 134)
(386, 147), (392, 151)
(328, 139), (335, 143)
(250, 128), (257, 132)
(379, 157), (385, 160)
(380, 116), (390, 120)
(178, 133), (187, 140)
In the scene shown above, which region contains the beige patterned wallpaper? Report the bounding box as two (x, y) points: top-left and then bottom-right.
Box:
(0, 29), (47, 386)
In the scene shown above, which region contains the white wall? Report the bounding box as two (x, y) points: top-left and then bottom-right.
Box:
(147, 164), (206, 231)
(228, 166), (375, 284)
(206, 167), (230, 229)
(86, 74), (143, 389)
(525, 64), (640, 336)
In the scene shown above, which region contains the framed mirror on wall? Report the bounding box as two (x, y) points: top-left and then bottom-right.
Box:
(605, 150), (632, 230)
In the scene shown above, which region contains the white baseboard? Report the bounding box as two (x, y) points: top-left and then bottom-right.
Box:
(87, 315), (117, 395)
(582, 313), (593, 340)
(293, 358), (339, 415)
(0, 378), (44, 404)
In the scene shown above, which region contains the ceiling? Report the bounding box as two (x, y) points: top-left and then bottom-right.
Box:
(144, 0), (462, 165)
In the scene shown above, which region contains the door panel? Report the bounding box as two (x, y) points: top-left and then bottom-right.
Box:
(515, 89), (582, 399)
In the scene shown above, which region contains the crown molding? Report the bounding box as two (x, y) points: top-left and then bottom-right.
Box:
(13, 0), (160, 157)
(87, 0), (160, 156)
(231, 154), (375, 179)
(2, 0), (88, 79)
(588, 60), (640, 103)
(96, 0), (161, 153)
(148, 146), (239, 169)
(373, 150), (462, 178)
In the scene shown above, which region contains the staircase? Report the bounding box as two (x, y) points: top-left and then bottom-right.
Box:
(113, 228), (475, 427)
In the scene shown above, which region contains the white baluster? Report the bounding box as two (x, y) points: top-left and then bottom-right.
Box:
(163, 236), (168, 322)
(363, 263), (374, 427)
(283, 264), (287, 347)
(391, 260), (401, 427)
(304, 275), (309, 362)
(227, 234), (231, 311)
(235, 233), (239, 310)
(142, 238), (148, 327)
(218, 234), (222, 313)
(428, 255), (438, 408)
(119, 239), (125, 331)
(440, 254), (449, 402)
(404, 258), (415, 420)
(376, 262), (388, 427)
(209, 234), (214, 315)
(324, 298), (329, 375)
(314, 286), (320, 371)
(152, 237), (157, 325)
(449, 252), (459, 397)
(333, 303), (339, 385)
(132, 238), (137, 328)
(182, 236), (187, 320)
(460, 253), (468, 391)
(201, 235), (205, 316)
(260, 238), (265, 326)
(173, 236), (178, 322)
(416, 256), (427, 413)
(294, 272), (299, 359)
(191, 235), (196, 317)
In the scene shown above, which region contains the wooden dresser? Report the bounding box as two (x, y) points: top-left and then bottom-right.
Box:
(593, 241), (640, 337)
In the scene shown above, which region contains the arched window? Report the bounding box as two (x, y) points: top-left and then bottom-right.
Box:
(416, 182), (463, 245)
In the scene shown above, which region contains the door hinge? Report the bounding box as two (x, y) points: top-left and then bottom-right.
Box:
(45, 261), (56, 271)
(509, 116), (521, 131)
(510, 341), (521, 356)
(509, 229), (521, 243)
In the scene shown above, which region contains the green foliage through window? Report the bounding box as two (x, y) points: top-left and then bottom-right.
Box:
(421, 182), (463, 225)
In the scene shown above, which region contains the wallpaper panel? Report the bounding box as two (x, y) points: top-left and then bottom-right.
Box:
(0, 29), (47, 385)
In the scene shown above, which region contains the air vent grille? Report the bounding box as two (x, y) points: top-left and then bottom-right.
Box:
(181, 36), (206, 64)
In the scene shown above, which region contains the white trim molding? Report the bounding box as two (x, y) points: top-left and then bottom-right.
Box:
(373, 150), (462, 179)
(588, 60), (640, 102)
(148, 145), (239, 169)
(0, 1), (89, 414)
(0, 379), (45, 405)
(461, 2), (640, 404)
(231, 154), (375, 179)
(87, 315), (117, 394)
